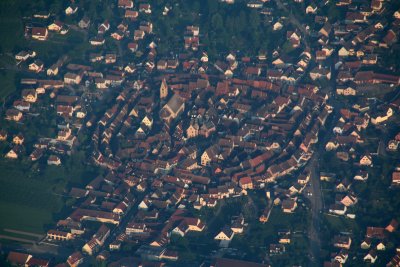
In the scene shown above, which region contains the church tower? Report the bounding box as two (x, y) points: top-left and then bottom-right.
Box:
(160, 78), (168, 99)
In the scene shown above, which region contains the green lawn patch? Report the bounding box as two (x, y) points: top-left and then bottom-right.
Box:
(0, 201), (53, 234)
(0, 70), (17, 101)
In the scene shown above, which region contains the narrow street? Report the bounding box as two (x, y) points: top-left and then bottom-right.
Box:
(306, 154), (323, 266)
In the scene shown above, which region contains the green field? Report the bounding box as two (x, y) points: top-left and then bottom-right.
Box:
(0, 160), (64, 234)
(0, 201), (53, 235)
(0, 151), (99, 236)
(0, 70), (17, 101)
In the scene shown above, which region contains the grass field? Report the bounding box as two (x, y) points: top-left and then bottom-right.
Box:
(0, 201), (53, 235)
(0, 0), (26, 54)
(0, 160), (64, 234)
(0, 70), (17, 101)
(0, 152), (99, 236)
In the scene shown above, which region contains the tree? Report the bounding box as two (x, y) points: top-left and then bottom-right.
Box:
(207, 0), (218, 15)
(211, 13), (224, 33)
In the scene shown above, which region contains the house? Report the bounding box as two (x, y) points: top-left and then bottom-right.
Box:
(31, 27), (48, 41)
(109, 240), (122, 251)
(111, 31), (124, 41)
(366, 227), (386, 239)
(126, 222), (147, 235)
(370, 106), (394, 125)
(142, 115), (153, 128)
(89, 35), (105, 46)
(172, 218), (205, 237)
(48, 155), (61, 166)
(279, 235), (291, 244)
(310, 66), (331, 80)
(247, 0), (263, 9)
(105, 53), (117, 64)
(0, 130), (7, 141)
(64, 72), (82, 85)
(134, 29), (145, 40)
(7, 252), (32, 266)
(377, 241), (386, 251)
(139, 3), (152, 13)
(13, 134), (24, 145)
(386, 219), (398, 232)
(336, 86), (356, 96)
(231, 215), (245, 233)
(82, 225), (110, 255)
(125, 10), (139, 20)
(383, 30), (397, 47)
(200, 121), (216, 138)
(329, 203), (347, 215)
(33, 11), (50, 19)
(392, 172), (400, 185)
(118, 0), (134, 9)
(214, 226), (235, 241)
(270, 244), (286, 255)
(5, 148), (20, 159)
(128, 42), (138, 52)
(354, 170), (368, 181)
(47, 230), (73, 241)
(319, 22), (332, 37)
(138, 199), (151, 210)
(201, 145), (219, 166)
(334, 250), (348, 264)
(98, 21), (110, 34)
(359, 154), (372, 166)
(186, 122), (199, 138)
(334, 235), (352, 249)
(273, 21), (283, 31)
(340, 194), (358, 207)
(22, 89), (38, 102)
(361, 238), (372, 249)
(387, 140), (399, 151)
(338, 46), (350, 57)
(239, 177), (253, 189)
(336, 179), (351, 192)
(58, 128), (72, 141)
(29, 148), (44, 161)
(306, 3), (318, 14)
(15, 50), (35, 61)
(65, 5), (78, 15)
(282, 199), (297, 213)
(67, 251), (84, 267)
(48, 20), (63, 32)
(5, 109), (23, 121)
(28, 60), (44, 73)
(47, 63), (59, 76)
(78, 16), (91, 29)
(364, 250), (377, 263)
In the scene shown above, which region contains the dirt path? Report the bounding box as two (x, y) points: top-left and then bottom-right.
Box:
(0, 235), (36, 244)
(4, 228), (43, 239)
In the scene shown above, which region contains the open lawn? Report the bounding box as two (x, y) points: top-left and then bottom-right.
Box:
(323, 214), (359, 234)
(230, 207), (309, 260)
(0, 70), (17, 102)
(0, 160), (64, 234)
(0, 201), (52, 235)
(0, 153), (99, 236)
(0, 0), (26, 53)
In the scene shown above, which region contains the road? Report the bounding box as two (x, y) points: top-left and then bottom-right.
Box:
(306, 154), (323, 267)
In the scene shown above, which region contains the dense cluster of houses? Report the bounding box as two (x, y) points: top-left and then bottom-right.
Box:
(3, 0), (400, 266)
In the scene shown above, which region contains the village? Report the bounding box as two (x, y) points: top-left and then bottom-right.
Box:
(1, 0), (400, 266)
